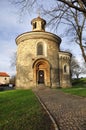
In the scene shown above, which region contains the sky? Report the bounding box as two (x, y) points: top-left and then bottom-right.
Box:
(0, 0), (33, 76)
(0, 0), (85, 77)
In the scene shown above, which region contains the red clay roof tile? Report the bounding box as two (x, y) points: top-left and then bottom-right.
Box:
(0, 72), (10, 77)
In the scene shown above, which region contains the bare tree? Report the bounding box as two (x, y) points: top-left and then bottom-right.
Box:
(10, 0), (86, 14)
(43, 3), (86, 62)
(10, 75), (16, 86)
(10, 52), (17, 69)
(65, 9), (86, 62)
(57, 0), (86, 17)
(10, 0), (37, 16)
(11, 0), (86, 62)
(71, 56), (85, 78)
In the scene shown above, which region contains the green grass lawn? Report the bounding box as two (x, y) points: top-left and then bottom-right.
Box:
(62, 88), (86, 97)
(0, 90), (54, 130)
(62, 78), (86, 97)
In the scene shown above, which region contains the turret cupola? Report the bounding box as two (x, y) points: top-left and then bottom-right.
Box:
(31, 16), (46, 31)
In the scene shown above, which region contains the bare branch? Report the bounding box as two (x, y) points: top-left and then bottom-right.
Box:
(11, 0), (86, 61)
(57, 0), (86, 16)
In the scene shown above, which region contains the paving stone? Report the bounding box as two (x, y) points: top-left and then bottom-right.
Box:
(33, 88), (86, 130)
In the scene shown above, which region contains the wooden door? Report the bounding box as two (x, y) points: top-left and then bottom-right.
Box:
(38, 70), (44, 84)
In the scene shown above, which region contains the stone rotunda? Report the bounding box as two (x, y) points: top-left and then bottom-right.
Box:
(16, 16), (72, 89)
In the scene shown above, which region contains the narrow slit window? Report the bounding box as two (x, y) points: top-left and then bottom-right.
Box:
(64, 65), (67, 73)
(37, 43), (43, 55)
(42, 23), (44, 30)
(33, 22), (36, 29)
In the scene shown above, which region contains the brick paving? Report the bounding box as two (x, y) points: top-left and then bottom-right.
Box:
(33, 87), (86, 130)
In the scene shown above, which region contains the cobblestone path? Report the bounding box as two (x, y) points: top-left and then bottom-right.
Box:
(33, 88), (86, 130)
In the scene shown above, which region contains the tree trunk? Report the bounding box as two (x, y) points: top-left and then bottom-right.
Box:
(79, 41), (86, 62)
(76, 74), (79, 79)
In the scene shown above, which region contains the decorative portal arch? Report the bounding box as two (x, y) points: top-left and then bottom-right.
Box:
(33, 58), (51, 87)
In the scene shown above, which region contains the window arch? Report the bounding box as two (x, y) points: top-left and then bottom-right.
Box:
(63, 64), (69, 74)
(37, 43), (43, 55)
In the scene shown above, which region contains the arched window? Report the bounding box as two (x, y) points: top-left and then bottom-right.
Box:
(37, 43), (43, 55)
(64, 65), (67, 73)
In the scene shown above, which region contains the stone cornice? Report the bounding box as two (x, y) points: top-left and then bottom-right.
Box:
(59, 51), (72, 61)
(16, 31), (61, 45)
(59, 51), (72, 57)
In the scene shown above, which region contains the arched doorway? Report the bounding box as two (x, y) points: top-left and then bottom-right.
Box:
(33, 59), (51, 87)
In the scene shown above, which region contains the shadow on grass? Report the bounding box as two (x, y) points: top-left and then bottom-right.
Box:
(0, 90), (54, 130)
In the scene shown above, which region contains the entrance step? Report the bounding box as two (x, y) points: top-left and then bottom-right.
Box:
(37, 84), (46, 90)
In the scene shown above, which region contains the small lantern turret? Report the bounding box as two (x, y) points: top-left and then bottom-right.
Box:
(31, 16), (46, 31)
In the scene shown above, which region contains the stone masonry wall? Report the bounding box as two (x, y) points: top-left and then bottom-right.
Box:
(16, 31), (71, 89)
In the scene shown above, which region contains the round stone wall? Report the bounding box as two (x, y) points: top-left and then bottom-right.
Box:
(16, 31), (61, 88)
